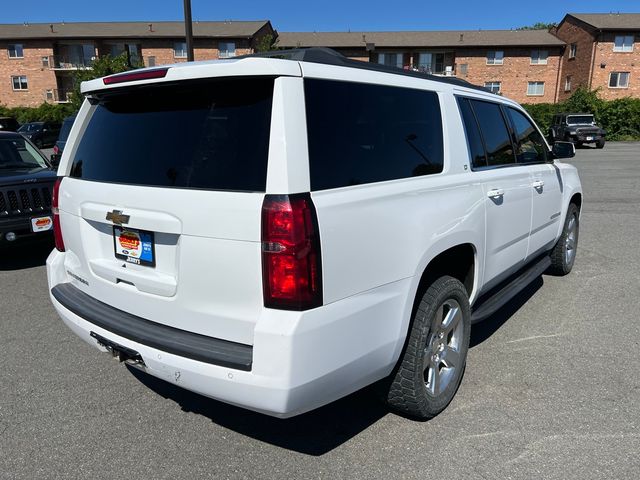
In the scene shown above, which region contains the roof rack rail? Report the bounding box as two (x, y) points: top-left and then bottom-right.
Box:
(237, 47), (489, 93)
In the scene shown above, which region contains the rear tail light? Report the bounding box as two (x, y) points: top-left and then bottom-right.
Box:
(52, 177), (65, 252)
(261, 194), (322, 310)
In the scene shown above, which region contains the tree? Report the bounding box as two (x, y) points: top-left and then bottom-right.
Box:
(516, 22), (557, 31)
(254, 33), (278, 53)
(69, 53), (139, 110)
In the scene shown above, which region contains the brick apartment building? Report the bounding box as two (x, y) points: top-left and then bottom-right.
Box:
(1, 13), (639, 108)
(553, 13), (640, 100)
(277, 30), (565, 103)
(0, 20), (274, 107)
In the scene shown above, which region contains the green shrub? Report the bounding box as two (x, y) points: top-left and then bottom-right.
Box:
(524, 88), (640, 141)
(0, 103), (74, 125)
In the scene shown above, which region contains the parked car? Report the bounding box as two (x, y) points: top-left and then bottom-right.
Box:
(47, 49), (582, 419)
(0, 116), (20, 132)
(0, 131), (56, 247)
(549, 113), (606, 148)
(17, 121), (61, 149)
(50, 115), (77, 166)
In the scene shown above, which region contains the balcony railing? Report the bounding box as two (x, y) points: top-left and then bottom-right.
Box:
(47, 89), (72, 103)
(414, 65), (457, 77)
(48, 55), (95, 70)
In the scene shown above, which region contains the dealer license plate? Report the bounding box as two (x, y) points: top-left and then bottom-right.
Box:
(113, 227), (155, 267)
(31, 216), (53, 233)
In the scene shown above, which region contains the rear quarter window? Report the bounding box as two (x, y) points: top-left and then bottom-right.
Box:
(69, 77), (274, 192)
(304, 79), (444, 191)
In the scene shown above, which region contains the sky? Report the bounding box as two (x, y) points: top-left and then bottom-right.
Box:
(2, 0), (640, 31)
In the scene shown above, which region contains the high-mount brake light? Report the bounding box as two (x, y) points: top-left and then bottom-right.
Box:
(52, 177), (65, 252)
(103, 68), (169, 85)
(261, 194), (322, 311)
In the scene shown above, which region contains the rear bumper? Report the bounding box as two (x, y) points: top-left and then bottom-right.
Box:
(47, 249), (410, 417)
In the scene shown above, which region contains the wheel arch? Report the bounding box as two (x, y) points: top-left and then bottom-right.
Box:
(570, 192), (582, 211)
(386, 240), (479, 378)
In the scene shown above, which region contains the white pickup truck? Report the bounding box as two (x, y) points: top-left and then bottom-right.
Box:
(47, 48), (582, 419)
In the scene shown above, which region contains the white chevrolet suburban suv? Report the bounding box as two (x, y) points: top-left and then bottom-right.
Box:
(47, 48), (582, 419)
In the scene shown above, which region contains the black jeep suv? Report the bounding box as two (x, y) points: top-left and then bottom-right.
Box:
(549, 113), (606, 149)
(0, 132), (56, 247)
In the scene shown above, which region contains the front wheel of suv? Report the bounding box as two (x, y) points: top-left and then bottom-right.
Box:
(596, 139), (605, 149)
(548, 203), (579, 275)
(385, 276), (471, 419)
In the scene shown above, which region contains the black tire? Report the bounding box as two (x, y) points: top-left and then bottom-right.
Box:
(385, 276), (471, 419)
(596, 139), (605, 149)
(548, 203), (579, 276)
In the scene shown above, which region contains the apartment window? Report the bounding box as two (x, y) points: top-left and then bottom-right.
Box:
(377, 52), (403, 69)
(527, 81), (545, 96)
(41, 56), (50, 68)
(569, 43), (577, 58)
(219, 41), (236, 58)
(147, 56), (156, 67)
(530, 49), (548, 65)
(8, 44), (24, 58)
(614, 35), (634, 52)
(45, 89), (54, 101)
(609, 72), (630, 88)
(173, 42), (188, 58)
(11, 75), (28, 90)
(484, 81), (502, 94)
(109, 43), (142, 65)
(565, 75), (572, 92)
(487, 50), (504, 65)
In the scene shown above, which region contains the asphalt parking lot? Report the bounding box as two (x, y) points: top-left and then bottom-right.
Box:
(1, 143), (639, 479)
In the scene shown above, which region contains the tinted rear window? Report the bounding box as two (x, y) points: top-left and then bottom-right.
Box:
(70, 77), (274, 191)
(305, 79), (443, 191)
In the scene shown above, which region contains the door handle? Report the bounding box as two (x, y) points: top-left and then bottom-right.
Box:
(487, 188), (505, 199)
(532, 180), (544, 189)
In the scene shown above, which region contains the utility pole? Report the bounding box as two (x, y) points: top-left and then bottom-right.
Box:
(183, 0), (194, 61)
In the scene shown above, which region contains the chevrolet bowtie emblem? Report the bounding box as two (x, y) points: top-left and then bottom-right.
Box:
(106, 210), (130, 225)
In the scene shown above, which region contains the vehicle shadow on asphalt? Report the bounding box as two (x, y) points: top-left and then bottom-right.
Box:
(127, 275), (545, 455)
(0, 242), (53, 271)
(470, 276), (544, 347)
(127, 366), (389, 456)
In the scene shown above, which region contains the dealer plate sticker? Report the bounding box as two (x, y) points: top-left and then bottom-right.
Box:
(586, 136), (593, 141)
(31, 216), (53, 233)
(113, 227), (155, 267)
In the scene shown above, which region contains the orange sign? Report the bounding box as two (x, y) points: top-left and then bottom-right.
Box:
(118, 232), (140, 251)
(35, 217), (51, 228)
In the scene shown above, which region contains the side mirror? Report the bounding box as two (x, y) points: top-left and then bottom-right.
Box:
(552, 141), (575, 159)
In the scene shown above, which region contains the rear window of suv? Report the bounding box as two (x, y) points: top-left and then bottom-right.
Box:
(69, 77), (274, 192)
(305, 79), (444, 191)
